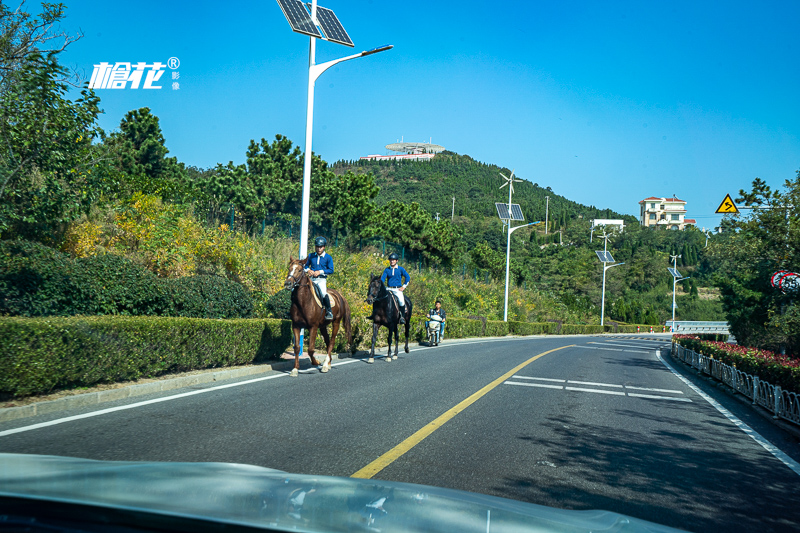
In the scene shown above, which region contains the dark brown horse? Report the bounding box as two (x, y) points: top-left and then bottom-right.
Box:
(365, 274), (412, 363)
(284, 257), (353, 377)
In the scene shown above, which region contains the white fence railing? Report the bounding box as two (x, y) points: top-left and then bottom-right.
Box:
(666, 321), (730, 334)
(671, 342), (800, 427)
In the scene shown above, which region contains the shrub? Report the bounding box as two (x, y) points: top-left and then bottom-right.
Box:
(509, 321), (557, 335)
(0, 240), (93, 316)
(0, 240), (253, 319)
(165, 275), (253, 319)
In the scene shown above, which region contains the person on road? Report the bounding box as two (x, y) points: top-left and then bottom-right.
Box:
(304, 236), (334, 320)
(380, 252), (410, 324)
(425, 300), (446, 341)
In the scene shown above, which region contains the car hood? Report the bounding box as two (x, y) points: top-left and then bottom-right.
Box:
(0, 453), (681, 533)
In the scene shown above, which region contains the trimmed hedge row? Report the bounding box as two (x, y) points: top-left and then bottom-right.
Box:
(0, 316), (292, 397)
(0, 240), (253, 318)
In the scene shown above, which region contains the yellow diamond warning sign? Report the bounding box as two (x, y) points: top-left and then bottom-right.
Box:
(715, 194), (739, 214)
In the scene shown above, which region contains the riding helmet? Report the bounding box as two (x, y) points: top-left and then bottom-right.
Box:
(388, 252), (399, 260)
(314, 236), (327, 247)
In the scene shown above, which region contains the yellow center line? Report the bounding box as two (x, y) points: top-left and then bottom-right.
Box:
(350, 344), (574, 479)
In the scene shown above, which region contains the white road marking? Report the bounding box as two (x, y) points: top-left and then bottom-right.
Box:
(573, 345), (650, 354)
(567, 380), (623, 388)
(504, 381), (563, 390)
(512, 376), (566, 383)
(625, 385), (683, 394)
(657, 350), (800, 477)
(506, 375), (691, 403)
(565, 386), (626, 396)
(627, 393), (692, 402)
(589, 342), (658, 349)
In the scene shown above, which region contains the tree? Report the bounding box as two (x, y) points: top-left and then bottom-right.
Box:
(0, 53), (104, 241)
(706, 172), (800, 353)
(1, 1), (81, 93)
(103, 108), (188, 199)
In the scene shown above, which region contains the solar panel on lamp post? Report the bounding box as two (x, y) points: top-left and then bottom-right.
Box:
(276, 0), (393, 260)
(668, 254), (690, 328)
(596, 231), (624, 327)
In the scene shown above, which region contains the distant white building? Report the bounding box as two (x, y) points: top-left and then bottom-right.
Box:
(592, 219), (625, 232)
(639, 196), (696, 230)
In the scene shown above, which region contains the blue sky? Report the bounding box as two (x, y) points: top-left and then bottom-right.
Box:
(57, 0), (800, 227)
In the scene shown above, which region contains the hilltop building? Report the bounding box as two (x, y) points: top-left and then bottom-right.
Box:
(360, 140), (445, 162)
(639, 196), (696, 230)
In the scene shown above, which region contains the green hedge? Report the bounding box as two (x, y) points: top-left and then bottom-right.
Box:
(0, 240), (253, 318)
(0, 316), (292, 397)
(562, 324), (606, 335)
(509, 321), (557, 335)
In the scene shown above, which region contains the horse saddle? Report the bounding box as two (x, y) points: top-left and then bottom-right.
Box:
(311, 284), (336, 310)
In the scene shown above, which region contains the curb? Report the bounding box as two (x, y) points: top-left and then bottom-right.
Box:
(0, 333), (671, 424)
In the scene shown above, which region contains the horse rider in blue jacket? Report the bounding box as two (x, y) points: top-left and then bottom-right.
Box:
(380, 252), (410, 324)
(304, 236), (334, 320)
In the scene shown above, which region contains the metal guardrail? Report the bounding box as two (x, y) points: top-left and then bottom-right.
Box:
(666, 321), (730, 334)
(671, 342), (800, 427)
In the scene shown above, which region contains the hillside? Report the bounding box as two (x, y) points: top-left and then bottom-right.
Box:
(332, 152), (633, 226)
(332, 152), (723, 324)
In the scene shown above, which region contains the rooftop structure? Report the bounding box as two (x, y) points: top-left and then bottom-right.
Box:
(360, 138), (445, 162)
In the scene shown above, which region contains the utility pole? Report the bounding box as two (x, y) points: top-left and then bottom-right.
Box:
(545, 196), (549, 234)
(451, 197), (455, 220)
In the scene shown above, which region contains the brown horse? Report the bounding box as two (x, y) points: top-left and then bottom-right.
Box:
(284, 257), (353, 377)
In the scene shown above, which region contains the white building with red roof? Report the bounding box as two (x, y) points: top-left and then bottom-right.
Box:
(639, 196), (696, 230)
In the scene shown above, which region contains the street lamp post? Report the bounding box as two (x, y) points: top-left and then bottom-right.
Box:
(669, 254), (690, 327)
(299, 40), (393, 257)
(503, 220), (541, 321)
(596, 232), (624, 327)
(277, 0), (392, 354)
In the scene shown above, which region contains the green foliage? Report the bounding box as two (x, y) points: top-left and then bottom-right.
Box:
(165, 275), (253, 318)
(0, 316), (292, 397)
(0, 240), (252, 319)
(703, 172), (800, 352)
(0, 53), (104, 241)
(103, 107), (188, 199)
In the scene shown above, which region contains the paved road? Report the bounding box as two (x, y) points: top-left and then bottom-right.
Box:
(2, 335), (799, 532)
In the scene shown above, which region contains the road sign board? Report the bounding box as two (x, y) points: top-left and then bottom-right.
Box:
(715, 193), (739, 214)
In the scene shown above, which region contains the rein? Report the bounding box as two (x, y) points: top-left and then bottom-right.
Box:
(287, 264), (311, 291)
(368, 283), (390, 302)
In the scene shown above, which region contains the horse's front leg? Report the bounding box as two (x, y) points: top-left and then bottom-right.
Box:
(404, 319), (410, 353)
(368, 323), (379, 363)
(386, 327), (394, 362)
(291, 327), (302, 377)
(319, 323), (334, 373)
(307, 327), (321, 367)
(393, 326), (399, 360)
